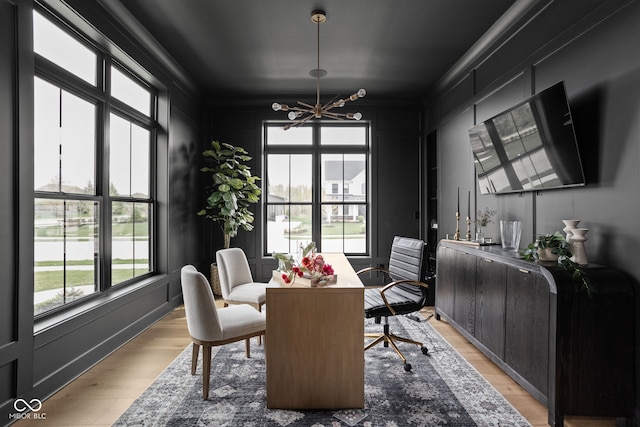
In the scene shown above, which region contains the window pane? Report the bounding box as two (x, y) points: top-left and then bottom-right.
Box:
(130, 125), (150, 197)
(267, 154), (312, 203)
(112, 202), (150, 285)
(321, 126), (367, 145)
(266, 126), (312, 145)
(110, 114), (149, 197)
(321, 204), (366, 254)
(34, 199), (99, 315)
(33, 12), (96, 85)
(34, 78), (61, 191)
(111, 66), (151, 116)
(34, 78), (95, 194)
(61, 91), (96, 192)
(266, 205), (311, 254)
(110, 114), (129, 196)
(321, 154), (366, 202)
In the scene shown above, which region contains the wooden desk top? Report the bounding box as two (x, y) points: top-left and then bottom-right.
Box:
(320, 252), (364, 288)
(270, 252), (364, 289)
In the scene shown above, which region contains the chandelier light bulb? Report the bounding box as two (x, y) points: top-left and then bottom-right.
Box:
(288, 111), (297, 120)
(353, 112), (362, 120)
(357, 89), (366, 98)
(272, 102), (281, 111)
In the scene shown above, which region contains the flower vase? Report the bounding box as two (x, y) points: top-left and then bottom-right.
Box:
(562, 219), (580, 244)
(475, 226), (484, 243)
(570, 228), (588, 266)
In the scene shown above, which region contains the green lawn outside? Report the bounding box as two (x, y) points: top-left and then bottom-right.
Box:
(35, 221), (149, 239)
(290, 215), (365, 236)
(35, 265), (149, 292)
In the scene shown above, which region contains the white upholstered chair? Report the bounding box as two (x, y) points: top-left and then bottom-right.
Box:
(180, 265), (266, 400)
(216, 248), (271, 312)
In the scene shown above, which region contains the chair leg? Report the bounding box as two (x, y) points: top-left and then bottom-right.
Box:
(364, 333), (386, 351)
(202, 345), (211, 400)
(256, 304), (263, 345)
(245, 338), (251, 358)
(385, 335), (409, 364)
(388, 333), (426, 348)
(191, 343), (199, 375)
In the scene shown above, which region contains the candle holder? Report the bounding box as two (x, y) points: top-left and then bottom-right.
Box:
(466, 216), (471, 241)
(454, 211), (460, 240)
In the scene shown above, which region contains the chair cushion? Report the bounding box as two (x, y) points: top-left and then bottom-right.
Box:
(227, 282), (272, 305)
(364, 284), (426, 319)
(217, 304), (266, 341)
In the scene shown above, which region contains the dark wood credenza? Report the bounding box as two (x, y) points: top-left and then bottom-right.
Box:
(435, 240), (635, 426)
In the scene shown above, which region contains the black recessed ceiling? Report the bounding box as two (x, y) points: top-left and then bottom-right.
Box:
(118, 0), (518, 100)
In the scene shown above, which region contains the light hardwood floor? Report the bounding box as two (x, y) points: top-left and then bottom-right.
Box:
(13, 305), (615, 427)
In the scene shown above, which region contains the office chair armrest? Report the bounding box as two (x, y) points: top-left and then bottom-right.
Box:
(356, 266), (390, 276)
(378, 279), (430, 316)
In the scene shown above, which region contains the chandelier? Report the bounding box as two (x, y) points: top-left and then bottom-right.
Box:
(272, 10), (366, 130)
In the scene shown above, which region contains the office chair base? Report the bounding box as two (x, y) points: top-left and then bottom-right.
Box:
(365, 329), (429, 371)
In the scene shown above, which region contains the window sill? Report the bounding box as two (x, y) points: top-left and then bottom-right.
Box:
(34, 274), (169, 335)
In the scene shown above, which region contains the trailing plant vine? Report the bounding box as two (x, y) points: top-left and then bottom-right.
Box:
(519, 232), (595, 296)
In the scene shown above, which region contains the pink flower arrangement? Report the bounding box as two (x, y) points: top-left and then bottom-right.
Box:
(273, 242), (334, 286)
(301, 253), (334, 276)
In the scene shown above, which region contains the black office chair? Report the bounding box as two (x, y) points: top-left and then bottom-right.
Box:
(357, 236), (430, 371)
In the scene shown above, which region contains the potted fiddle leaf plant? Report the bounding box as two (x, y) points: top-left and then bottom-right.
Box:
(198, 140), (262, 249)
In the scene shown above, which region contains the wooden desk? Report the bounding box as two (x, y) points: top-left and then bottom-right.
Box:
(266, 253), (364, 409)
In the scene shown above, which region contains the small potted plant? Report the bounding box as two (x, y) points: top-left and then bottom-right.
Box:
(520, 232), (570, 262)
(519, 232), (595, 296)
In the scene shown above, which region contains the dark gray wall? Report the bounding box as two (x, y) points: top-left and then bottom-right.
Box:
(3, 0), (637, 422)
(0, 0), (203, 422)
(202, 103), (424, 283)
(429, 0), (640, 416)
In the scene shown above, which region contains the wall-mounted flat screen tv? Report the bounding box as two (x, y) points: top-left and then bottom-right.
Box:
(468, 81), (585, 195)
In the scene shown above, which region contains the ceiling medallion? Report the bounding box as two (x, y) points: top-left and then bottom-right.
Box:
(271, 10), (366, 130)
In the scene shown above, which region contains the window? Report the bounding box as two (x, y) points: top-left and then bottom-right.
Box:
(110, 66), (152, 116)
(264, 123), (368, 255)
(33, 10), (156, 316)
(33, 11), (96, 85)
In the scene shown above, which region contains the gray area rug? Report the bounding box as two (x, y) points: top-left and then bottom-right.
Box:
(114, 316), (531, 426)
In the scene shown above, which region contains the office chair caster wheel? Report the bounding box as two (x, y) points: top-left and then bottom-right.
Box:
(421, 347), (429, 355)
(403, 362), (412, 372)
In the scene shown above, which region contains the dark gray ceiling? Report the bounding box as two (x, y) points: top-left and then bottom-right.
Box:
(118, 0), (517, 100)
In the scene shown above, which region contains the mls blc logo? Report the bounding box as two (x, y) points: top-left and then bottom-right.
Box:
(8, 398), (46, 420)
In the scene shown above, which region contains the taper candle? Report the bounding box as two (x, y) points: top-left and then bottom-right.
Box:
(467, 190), (470, 219)
(457, 187), (460, 213)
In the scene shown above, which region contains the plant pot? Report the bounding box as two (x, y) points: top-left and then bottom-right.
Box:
(537, 248), (559, 262)
(210, 263), (222, 296)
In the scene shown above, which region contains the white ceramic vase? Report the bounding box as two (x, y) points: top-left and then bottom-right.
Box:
(562, 219), (580, 243)
(570, 228), (589, 265)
